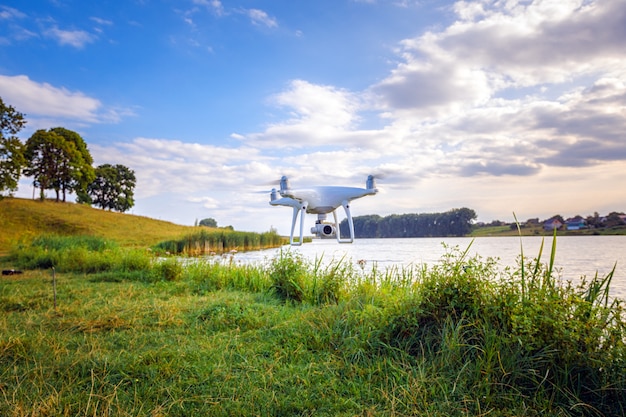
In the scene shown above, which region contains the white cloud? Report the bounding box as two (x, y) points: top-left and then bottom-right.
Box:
(90, 138), (270, 199)
(187, 195), (220, 209)
(192, 0), (225, 16)
(372, 0), (626, 119)
(45, 26), (95, 48)
(233, 2), (626, 187)
(0, 75), (101, 121)
(0, 5), (25, 20)
(246, 9), (278, 28)
(241, 80), (363, 148)
(90, 17), (113, 26)
(0, 75), (134, 126)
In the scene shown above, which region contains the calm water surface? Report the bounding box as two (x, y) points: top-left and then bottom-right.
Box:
(232, 236), (626, 299)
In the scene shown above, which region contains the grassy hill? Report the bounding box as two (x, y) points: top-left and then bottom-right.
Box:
(0, 197), (196, 253)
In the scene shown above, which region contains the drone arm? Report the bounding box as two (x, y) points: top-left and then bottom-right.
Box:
(288, 205), (300, 246)
(289, 202), (307, 246)
(334, 200), (354, 244)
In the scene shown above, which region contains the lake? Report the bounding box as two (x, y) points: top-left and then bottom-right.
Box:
(231, 236), (626, 299)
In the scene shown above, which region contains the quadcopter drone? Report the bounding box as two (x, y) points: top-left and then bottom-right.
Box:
(269, 175), (378, 245)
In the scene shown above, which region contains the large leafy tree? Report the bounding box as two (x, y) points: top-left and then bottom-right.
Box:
(49, 127), (95, 202)
(86, 164), (136, 212)
(0, 97), (27, 196)
(24, 128), (94, 202)
(24, 129), (66, 201)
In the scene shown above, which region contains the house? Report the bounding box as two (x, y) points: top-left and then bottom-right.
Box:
(543, 218), (563, 231)
(565, 216), (586, 230)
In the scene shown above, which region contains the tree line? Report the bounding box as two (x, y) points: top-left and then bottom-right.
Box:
(340, 207), (477, 238)
(0, 97), (136, 212)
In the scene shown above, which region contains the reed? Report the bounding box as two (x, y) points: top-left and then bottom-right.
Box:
(153, 229), (286, 255)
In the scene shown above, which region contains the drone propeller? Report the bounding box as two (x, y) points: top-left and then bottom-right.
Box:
(358, 169), (415, 189)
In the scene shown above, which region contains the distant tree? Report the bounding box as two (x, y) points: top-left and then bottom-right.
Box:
(341, 208), (477, 238)
(586, 212), (601, 228)
(0, 97), (27, 196)
(604, 212), (626, 228)
(23, 128), (94, 202)
(24, 129), (70, 201)
(49, 127), (94, 202)
(87, 164), (136, 212)
(199, 218), (218, 227)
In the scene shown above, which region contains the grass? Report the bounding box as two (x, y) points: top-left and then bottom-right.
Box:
(471, 223), (626, 237)
(0, 197), (197, 252)
(0, 198), (285, 257)
(1, 234), (625, 416)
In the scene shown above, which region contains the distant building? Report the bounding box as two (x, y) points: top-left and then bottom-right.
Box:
(543, 218), (563, 231)
(565, 216), (586, 230)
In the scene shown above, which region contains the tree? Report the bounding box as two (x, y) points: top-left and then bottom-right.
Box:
(24, 130), (70, 201)
(586, 212), (601, 229)
(23, 128), (94, 202)
(87, 164), (136, 212)
(199, 218), (218, 227)
(604, 212), (626, 228)
(49, 127), (95, 202)
(0, 97), (27, 196)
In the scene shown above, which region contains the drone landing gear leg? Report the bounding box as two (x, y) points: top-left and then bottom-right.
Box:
(334, 200), (354, 244)
(290, 203), (307, 246)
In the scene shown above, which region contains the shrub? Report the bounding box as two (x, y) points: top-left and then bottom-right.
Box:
(153, 258), (183, 282)
(377, 239), (626, 415)
(268, 250), (307, 303)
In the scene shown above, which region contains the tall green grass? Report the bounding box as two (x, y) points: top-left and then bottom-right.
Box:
(1, 235), (625, 415)
(7, 235), (174, 282)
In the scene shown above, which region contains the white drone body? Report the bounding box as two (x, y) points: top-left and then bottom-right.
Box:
(269, 175), (378, 246)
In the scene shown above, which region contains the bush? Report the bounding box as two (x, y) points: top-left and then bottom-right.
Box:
(153, 258), (183, 282)
(268, 250), (307, 303)
(377, 240), (626, 415)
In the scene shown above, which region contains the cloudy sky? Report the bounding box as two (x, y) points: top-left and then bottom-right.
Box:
(1, 0), (625, 234)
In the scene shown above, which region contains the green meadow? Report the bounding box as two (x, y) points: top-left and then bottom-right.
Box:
(2, 237), (625, 415)
(1, 199), (625, 416)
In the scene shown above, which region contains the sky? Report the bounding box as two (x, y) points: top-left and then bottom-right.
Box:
(1, 0), (625, 234)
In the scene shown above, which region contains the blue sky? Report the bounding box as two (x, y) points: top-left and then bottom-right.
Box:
(1, 0), (625, 234)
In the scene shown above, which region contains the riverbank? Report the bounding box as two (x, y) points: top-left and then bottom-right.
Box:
(471, 223), (626, 237)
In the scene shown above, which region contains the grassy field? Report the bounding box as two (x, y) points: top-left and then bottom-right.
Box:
(1, 198), (625, 415)
(2, 237), (626, 415)
(471, 224), (626, 237)
(0, 198), (284, 256)
(0, 198), (196, 253)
